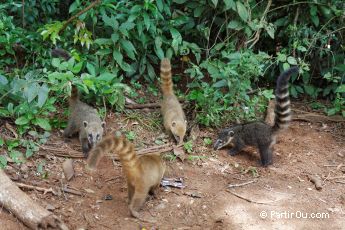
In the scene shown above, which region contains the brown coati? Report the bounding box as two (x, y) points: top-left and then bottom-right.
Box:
(64, 85), (105, 157)
(86, 134), (166, 219)
(51, 48), (71, 61)
(160, 58), (187, 144)
(213, 67), (299, 166)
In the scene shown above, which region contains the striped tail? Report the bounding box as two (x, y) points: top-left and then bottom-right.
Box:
(86, 134), (137, 170)
(272, 66), (299, 133)
(69, 85), (79, 104)
(160, 58), (173, 96)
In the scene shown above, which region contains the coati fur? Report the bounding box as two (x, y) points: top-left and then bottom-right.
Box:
(213, 67), (299, 166)
(64, 85), (105, 157)
(86, 134), (166, 219)
(51, 48), (71, 61)
(160, 58), (187, 144)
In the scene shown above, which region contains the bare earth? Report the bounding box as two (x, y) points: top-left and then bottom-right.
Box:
(1, 107), (345, 230)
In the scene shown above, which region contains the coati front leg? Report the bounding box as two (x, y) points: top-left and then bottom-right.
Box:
(63, 121), (77, 138)
(228, 139), (245, 156)
(127, 183), (135, 204)
(81, 137), (90, 157)
(259, 144), (273, 166)
(128, 187), (150, 218)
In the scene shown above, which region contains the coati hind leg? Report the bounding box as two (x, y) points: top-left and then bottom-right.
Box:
(127, 183), (135, 204)
(128, 187), (150, 218)
(228, 139), (245, 156)
(258, 144), (273, 166)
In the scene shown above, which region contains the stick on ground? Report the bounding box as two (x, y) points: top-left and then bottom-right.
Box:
(0, 170), (69, 230)
(226, 189), (277, 205)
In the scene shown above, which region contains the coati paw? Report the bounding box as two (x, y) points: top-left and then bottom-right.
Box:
(228, 149), (239, 156)
(260, 159), (272, 167)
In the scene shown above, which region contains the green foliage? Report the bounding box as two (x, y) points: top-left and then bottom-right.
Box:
(183, 140), (193, 154)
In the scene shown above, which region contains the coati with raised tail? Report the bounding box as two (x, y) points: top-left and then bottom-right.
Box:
(213, 67), (299, 166)
(64, 85), (105, 157)
(160, 58), (187, 144)
(86, 134), (166, 219)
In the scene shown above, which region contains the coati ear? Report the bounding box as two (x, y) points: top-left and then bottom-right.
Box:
(101, 122), (106, 128)
(83, 121), (88, 128)
(228, 130), (234, 137)
(172, 121), (176, 127)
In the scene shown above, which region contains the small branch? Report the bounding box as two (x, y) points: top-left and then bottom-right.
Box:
(308, 175), (322, 190)
(335, 181), (345, 184)
(323, 165), (345, 168)
(16, 182), (56, 195)
(125, 102), (160, 109)
(59, 0), (101, 34)
(228, 180), (257, 188)
(137, 143), (183, 155)
(226, 189), (276, 205)
(39, 145), (84, 158)
(62, 187), (82, 196)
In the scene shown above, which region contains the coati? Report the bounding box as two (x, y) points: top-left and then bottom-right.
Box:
(160, 58), (187, 144)
(64, 85), (105, 157)
(51, 48), (71, 61)
(213, 67), (299, 166)
(86, 134), (166, 219)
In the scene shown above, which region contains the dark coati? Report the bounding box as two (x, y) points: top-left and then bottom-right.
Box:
(51, 48), (71, 61)
(86, 134), (166, 219)
(64, 86), (105, 157)
(213, 67), (299, 166)
(160, 58), (187, 144)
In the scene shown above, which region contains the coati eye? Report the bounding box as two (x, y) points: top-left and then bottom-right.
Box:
(96, 134), (100, 140)
(229, 131), (234, 137)
(88, 134), (92, 139)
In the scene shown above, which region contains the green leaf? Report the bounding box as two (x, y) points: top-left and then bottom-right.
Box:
(15, 116), (30, 125)
(0, 155), (7, 168)
(228, 20), (240, 29)
(170, 28), (182, 53)
(283, 62), (290, 70)
(173, 0), (187, 3)
(113, 50), (123, 65)
(51, 58), (60, 68)
(336, 85), (345, 93)
(97, 72), (115, 82)
(86, 63), (96, 76)
(72, 62), (83, 74)
(311, 15), (319, 27)
(0, 138), (4, 146)
(143, 13), (150, 31)
(194, 6), (204, 17)
(37, 84), (49, 108)
(287, 56), (297, 65)
(277, 53), (287, 62)
(213, 79), (227, 88)
(26, 148), (34, 158)
(120, 39), (136, 60)
(35, 118), (52, 131)
(236, 2), (248, 22)
(25, 83), (39, 103)
(0, 75), (8, 85)
(265, 24), (275, 39)
(224, 0), (236, 10)
(304, 85), (315, 96)
(290, 85), (298, 98)
(111, 33), (119, 43)
(211, 0), (218, 7)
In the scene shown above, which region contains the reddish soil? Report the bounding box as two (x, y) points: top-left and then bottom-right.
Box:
(1, 107), (345, 230)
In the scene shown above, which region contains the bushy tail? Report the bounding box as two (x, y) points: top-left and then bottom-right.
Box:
(272, 66), (299, 133)
(51, 48), (71, 61)
(69, 85), (79, 104)
(86, 134), (137, 170)
(160, 58), (173, 96)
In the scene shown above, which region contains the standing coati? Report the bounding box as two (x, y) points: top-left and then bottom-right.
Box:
(86, 134), (166, 219)
(213, 67), (299, 166)
(64, 85), (105, 157)
(160, 58), (187, 144)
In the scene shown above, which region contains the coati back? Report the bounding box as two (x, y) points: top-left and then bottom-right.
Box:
(86, 134), (166, 219)
(160, 58), (187, 144)
(64, 85), (105, 157)
(213, 67), (299, 166)
(51, 48), (71, 61)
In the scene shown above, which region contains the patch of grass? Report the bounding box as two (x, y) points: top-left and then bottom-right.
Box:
(183, 140), (193, 153)
(163, 153), (177, 162)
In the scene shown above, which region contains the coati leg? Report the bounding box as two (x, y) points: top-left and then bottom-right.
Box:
(127, 183), (135, 204)
(228, 139), (245, 156)
(63, 121), (77, 138)
(81, 137), (90, 157)
(128, 187), (150, 218)
(258, 144), (273, 166)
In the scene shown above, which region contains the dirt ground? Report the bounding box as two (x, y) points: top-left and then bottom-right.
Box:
(1, 105), (345, 230)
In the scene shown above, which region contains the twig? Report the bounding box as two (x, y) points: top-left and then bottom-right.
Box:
(125, 102), (160, 109)
(308, 175), (322, 190)
(292, 112), (345, 123)
(335, 181), (345, 184)
(59, 0), (101, 34)
(325, 176), (345, 180)
(137, 143), (183, 155)
(16, 182), (56, 195)
(226, 189), (276, 205)
(40, 145), (84, 158)
(228, 180), (257, 188)
(323, 165), (345, 167)
(62, 187), (82, 196)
